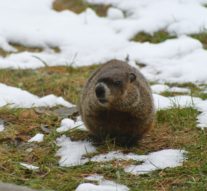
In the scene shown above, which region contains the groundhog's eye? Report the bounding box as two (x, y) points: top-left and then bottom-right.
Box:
(114, 80), (122, 86)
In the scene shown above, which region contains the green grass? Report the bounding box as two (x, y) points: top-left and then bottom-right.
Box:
(191, 33), (207, 49)
(0, 65), (98, 105)
(0, 106), (206, 191)
(132, 31), (176, 43)
(53, 0), (110, 16)
(0, 44), (42, 57)
(163, 82), (207, 99)
(0, 43), (60, 57)
(0, 2), (207, 190)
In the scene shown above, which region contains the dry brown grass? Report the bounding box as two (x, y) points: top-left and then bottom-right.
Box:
(53, 0), (110, 16)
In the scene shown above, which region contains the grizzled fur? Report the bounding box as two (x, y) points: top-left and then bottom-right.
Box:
(79, 59), (155, 146)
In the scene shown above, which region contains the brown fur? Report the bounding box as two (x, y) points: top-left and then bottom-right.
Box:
(79, 59), (155, 146)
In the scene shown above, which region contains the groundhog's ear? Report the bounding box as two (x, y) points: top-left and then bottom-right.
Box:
(129, 73), (136, 82)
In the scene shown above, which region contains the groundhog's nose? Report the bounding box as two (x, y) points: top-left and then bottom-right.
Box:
(95, 84), (106, 101)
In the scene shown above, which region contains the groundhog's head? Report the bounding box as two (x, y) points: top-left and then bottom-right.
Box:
(95, 69), (139, 110)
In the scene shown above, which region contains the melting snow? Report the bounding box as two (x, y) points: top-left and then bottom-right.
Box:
(91, 151), (147, 162)
(153, 94), (207, 128)
(20, 163), (39, 170)
(1, 1), (207, 186)
(125, 149), (186, 175)
(169, 87), (191, 94)
(195, 101), (207, 129)
(79, 174), (130, 191)
(196, 112), (207, 129)
(76, 182), (129, 191)
(28, 133), (44, 143)
(85, 174), (104, 182)
(87, 0), (207, 36)
(55, 94), (206, 171)
(0, 120), (5, 132)
(151, 84), (190, 94)
(0, 83), (73, 108)
(76, 175), (129, 191)
(56, 135), (186, 174)
(91, 149), (186, 175)
(153, 94), (202, 110)
(56, 135), (96, 167)
(56, 118), (86, 133)
(0, 1), (207, 83)
(107, 7), (124, 19)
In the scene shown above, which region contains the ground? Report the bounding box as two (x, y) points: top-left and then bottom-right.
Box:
(1, 0), (207, 191)
(1, 68), (207, 191)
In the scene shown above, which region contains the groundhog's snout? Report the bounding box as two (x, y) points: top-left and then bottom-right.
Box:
(95, 83), (108, 103)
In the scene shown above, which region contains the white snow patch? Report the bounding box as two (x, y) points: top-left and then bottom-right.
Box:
(0, 83), (73, 108)
(85, 174), (104, 182)
(107, 7), (124, 19)
(87, 0), (207, 35)
(91, 149), (186, 175)
(76, 179), (129, 191)
(56, 135), (96, 167)
(195, 101), (207, 129)
(153, 94), (207, 128)
(56, 118), (86, 133)
(28, 133), (44, 143)
(153, 94), (202, 110)
(91, 151), (147, 162)
(0, 1), (207, 83)
(151, 84), (169, 94)
(0, 125), (4, 132)
(169, 87), (190, 93)
(54, 94), (207, 171)
(0, 120), (5, 132)
(125, 149), (186, 175)
(0, 36), (16, 52)
(194, 99), (207, 113)
(196, 112), (207, 129)
(20, 163), (39, 170)
(203, 90), (207, 94)
(84, 174), (129, 191)
(151, 84), (190, 94)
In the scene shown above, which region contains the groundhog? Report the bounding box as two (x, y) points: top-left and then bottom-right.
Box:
(79, 59), (155, 146)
